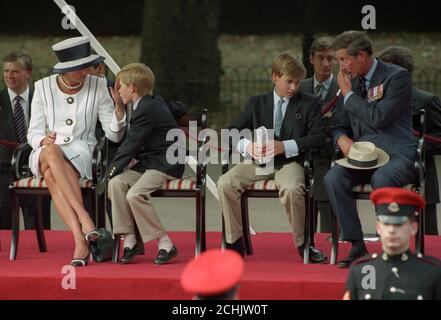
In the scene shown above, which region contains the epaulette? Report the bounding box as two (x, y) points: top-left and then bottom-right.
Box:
(417, 254), (441, 267)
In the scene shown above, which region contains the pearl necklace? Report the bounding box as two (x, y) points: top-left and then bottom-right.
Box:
(58, 75), (83, 90)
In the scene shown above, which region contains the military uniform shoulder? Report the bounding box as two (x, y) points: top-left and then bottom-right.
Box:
(416, 253), (441, 267)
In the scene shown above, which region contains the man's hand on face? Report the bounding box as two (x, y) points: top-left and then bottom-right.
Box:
(337, 70), (353, 97)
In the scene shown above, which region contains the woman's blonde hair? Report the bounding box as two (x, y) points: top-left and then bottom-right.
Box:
(117, 63), (155, 96)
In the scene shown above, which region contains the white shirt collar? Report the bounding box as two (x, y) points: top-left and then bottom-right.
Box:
(132, 96), (142, 111)
(8, 86), (30, 104)
(313, 73), (333, 91)
(364, 58), (378, 82)
(273, 89), (289, 106)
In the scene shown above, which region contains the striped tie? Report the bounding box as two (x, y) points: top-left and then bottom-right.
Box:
(12, 96), (26, 143)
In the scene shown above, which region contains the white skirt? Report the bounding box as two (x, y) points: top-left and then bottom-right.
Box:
(29, 140), (93, 179)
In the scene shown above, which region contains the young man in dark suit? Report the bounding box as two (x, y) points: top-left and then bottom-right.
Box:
(379, 45), (441, 235)
(300, 37), (338, 233)
(0, 52), (50, 229)
(218, 51), (327, 263)
(106, 63), (185, 265)
(323, 31), (416, 268)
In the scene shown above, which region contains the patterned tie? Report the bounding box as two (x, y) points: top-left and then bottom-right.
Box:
(12, 96), (26, 143)
(315, 83), (325, 103)
(359, 77), (367, 99)
(274, 98), (284, 137)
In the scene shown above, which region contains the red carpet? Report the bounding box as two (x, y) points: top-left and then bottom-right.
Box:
(0, 230), (440, 300)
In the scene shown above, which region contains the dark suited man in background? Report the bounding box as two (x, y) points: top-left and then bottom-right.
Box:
(218, 51), (327, 263)
(300, 37), (338, 233)
(0, 52), (50, 229)
(323, 31), (416, 268)
(378, 45), (440, 235)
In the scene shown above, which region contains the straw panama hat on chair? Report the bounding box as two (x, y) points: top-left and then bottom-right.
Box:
(52, 36), (104, 73)
(335, 141), (390, 170)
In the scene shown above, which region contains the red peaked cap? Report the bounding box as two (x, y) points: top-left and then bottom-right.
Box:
(180, 249), (244, 296)
(370, 187), (425, 209)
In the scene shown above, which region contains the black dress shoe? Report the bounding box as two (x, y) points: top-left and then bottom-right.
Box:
(120, 242), (144, 264)
(338, 247), (369, 268)
(154, 246), (178, 265)
(298, 245), (327, 263)
(225, 238), (245, 257)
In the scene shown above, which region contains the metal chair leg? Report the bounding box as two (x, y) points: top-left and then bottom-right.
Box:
(195, 192), (202, 256)
(201, 193), (206, 252)
(330, 208), (339, 265)
(112, 233), (121, 263)
(304, 192), (311, 264)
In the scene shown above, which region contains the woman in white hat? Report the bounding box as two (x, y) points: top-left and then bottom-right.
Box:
(27, 36), (127, 266)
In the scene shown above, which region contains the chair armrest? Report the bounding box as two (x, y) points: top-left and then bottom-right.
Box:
(11, 143), (32, 180)
(331, 145), (342, 167)
(303, 149), (315, 192)
(92, 137), (108, 194)
(196, 132), (208, 193)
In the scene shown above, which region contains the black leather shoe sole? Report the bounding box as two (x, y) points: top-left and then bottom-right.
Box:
(120, 243), (144, 264)
(154, 246), (178, 265)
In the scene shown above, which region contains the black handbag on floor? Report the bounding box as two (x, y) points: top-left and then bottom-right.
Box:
(89, 228), (114, 262)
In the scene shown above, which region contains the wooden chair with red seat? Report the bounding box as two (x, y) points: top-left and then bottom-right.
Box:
(112, 109), (208, 262)
(221, 150), (317, 264)
(328, 110), (426, 264)
(8, 137), (107, 260)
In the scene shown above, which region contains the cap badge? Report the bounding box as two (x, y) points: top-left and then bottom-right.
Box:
(388, 202), (400, 212)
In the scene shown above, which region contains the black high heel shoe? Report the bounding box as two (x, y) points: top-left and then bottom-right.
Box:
(71, 254), (90, 267)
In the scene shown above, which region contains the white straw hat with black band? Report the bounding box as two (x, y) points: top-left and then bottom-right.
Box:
(335, 141), (390, 170)
(52, 36), (104, 73)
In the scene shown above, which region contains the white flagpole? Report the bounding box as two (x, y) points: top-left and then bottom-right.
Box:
(52, 0), (221, 202)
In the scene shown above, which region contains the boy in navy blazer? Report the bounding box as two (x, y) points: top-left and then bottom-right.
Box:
(107, 63), (184, 265)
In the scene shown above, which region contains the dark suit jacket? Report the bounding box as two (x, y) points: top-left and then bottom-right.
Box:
(107, 94), (185, 180)
(229, 90), (325, 168)
(0, 88), (32, 202)
(300, 76), (339, 201)
(332, 59), (416, 162)
(412, 87), (441, 204)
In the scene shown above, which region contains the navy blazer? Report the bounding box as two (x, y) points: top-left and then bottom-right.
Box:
(107, 94), (185, 180)
(331, 59), (416, 161)
(229, 90), (325, 167)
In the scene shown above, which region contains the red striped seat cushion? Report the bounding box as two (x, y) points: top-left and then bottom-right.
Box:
(162, 177), (197, 190)
(245, 179), (278, 191)
(13, 177), (93, 188)
(353, 184), (415, 193)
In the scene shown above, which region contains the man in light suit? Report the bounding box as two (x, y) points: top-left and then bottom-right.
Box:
(323, 31), (416, 268)
(0, 52), (50, 229)
(300, 37), (338, 233)
(218, 51), (327, 263)
(378, 45), (441, 235)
